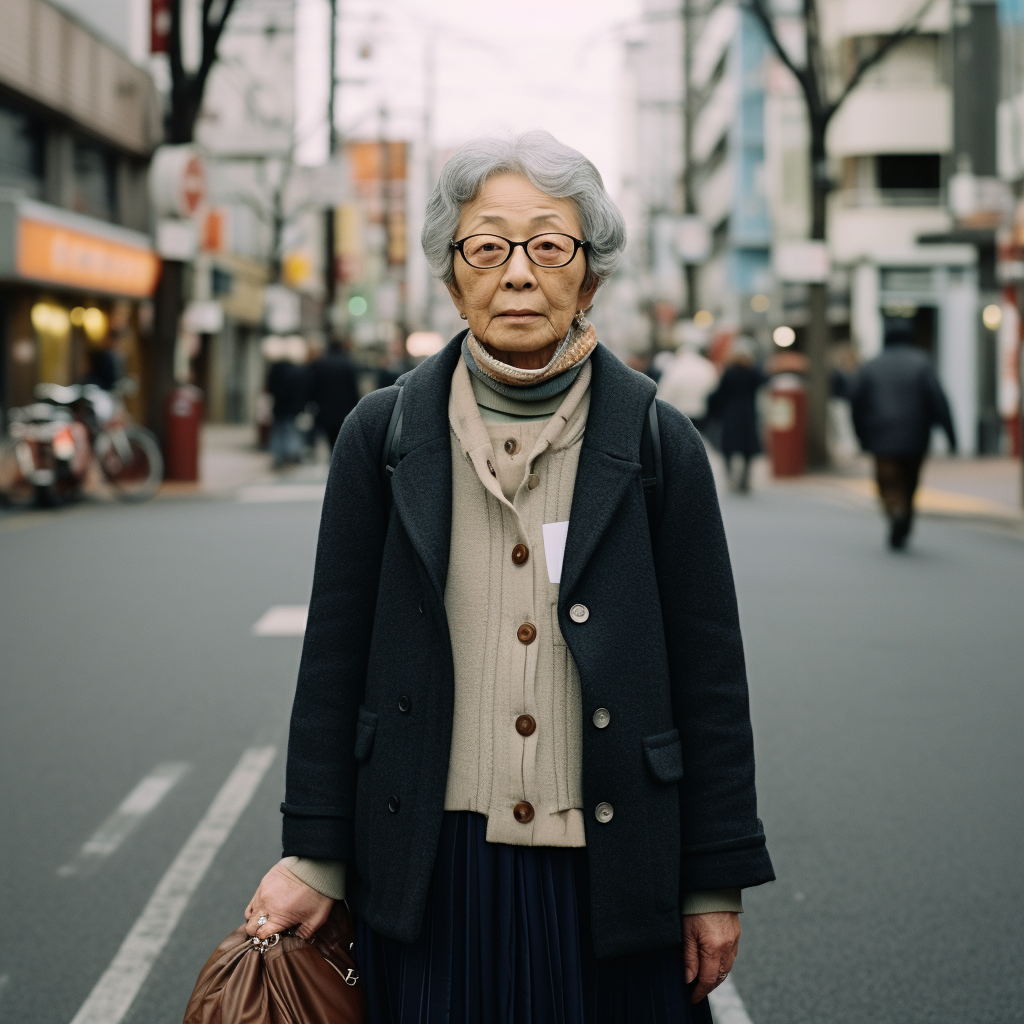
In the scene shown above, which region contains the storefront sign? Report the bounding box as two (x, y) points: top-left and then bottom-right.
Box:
(16, 217), (160, 297)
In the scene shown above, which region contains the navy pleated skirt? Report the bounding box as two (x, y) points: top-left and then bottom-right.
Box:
(354, 811), (712, 1024)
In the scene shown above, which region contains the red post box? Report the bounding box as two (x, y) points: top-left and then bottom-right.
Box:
(164, 385), (204, 481)
(768, 373), (806, 477)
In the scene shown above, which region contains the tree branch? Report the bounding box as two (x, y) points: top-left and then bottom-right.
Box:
(827, 0), (940, 122)
(745, 0), (810, 97)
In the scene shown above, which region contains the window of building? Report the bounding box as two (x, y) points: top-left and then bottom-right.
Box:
(72, 137), (118, 221)
(876, 154), (941, 190)
(0, 104), (45, 197)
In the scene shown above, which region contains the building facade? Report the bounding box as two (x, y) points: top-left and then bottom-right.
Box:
(0, 0), (162, 424)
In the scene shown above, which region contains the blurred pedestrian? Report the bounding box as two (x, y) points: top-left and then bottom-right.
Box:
(264, 335), (309, 468)
(308, 338), (361, 451)
(657, 338), (720, 434)
(709, 338), (766, 492)
(851, 325), (957, 549)
(244, 130), (773, 1024)
(377, 334), (415, 389)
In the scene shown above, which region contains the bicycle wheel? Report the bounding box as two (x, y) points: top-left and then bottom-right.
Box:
(96, 426), (164, 502)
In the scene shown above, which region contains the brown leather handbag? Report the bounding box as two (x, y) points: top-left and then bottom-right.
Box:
(183, 902), (365, 1024)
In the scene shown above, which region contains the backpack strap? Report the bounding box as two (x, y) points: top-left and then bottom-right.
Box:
(640, 397), (664, 537)
(381, 384), (405, 516)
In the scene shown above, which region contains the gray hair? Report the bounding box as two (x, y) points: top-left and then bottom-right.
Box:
(421, 129), (626, 289)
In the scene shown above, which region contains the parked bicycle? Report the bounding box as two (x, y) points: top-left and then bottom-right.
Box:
(2, 379), (163, 506)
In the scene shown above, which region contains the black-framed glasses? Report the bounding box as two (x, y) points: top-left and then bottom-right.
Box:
(450, 233), (591, 270)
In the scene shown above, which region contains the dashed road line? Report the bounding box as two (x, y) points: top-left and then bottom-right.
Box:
(58, 763), (190, 877)
(251, 605), (307, 636)
(709, 977), (755, 1024)
(68, 745), (276, 1024)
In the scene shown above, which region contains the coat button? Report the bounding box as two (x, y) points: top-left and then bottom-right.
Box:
(388, 796), (400, 813)
(418, 598), (425, 614)
(517, 622), (537, 645)
(398, 695), (411, 713)
(504, 437), (520, 455)
(592, 707), (611, 729)
(511, 543), (529, 565)
(569, 603), (589, 623)
(513, 801), (535, 823)
(515, 714), (536, 736)
(527, 473), (540, 489)
(595, 802), (614, 824)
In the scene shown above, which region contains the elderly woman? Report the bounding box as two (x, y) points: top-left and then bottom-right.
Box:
(245, 130), (773, 1023)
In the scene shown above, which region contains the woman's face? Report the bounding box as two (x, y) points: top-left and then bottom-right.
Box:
(447, 173), (598, 354)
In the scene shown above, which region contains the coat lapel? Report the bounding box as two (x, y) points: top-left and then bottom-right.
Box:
(559, 344), (656, 601)
(388, 333), (465, 600)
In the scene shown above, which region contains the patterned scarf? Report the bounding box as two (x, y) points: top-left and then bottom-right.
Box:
(465, 313), (597, 389)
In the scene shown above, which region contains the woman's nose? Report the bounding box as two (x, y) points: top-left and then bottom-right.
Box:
(501, 247), (535, 289)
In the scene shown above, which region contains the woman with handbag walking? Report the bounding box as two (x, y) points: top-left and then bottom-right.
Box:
(243, 130), (774, 1023)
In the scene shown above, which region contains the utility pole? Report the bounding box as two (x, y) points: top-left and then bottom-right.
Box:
(423, 26), (436, 331)
(682, 0), (698, 317)
(323, 0), (339, 335)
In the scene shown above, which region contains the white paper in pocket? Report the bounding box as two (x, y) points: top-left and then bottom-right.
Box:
(542, 521), (570, 584)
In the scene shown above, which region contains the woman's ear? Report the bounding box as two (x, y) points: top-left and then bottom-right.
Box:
(445, 279), (465, 318)
(577, 273), (600, 313)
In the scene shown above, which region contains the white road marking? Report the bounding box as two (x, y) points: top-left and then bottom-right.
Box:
(68, 746), (276, 1024)
(251, 605), (308, 636)
(0, 973), (9, 996)
(709, 977), (755, 1024)
(238, 484), (325, 503)
(58, 763), (189, 877)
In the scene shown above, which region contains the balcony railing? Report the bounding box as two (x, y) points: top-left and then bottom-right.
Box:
(833, 187), (944, 209)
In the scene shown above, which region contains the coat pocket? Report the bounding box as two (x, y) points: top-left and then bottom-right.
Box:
(642, 729), (684, 783)
(354, 707), (378, 763)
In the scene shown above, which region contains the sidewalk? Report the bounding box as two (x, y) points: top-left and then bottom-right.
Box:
(825, 456), (1024, 524)
(157, 424), (329, 499)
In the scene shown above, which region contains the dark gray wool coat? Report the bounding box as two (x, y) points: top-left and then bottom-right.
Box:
(282, 332), (774, 959)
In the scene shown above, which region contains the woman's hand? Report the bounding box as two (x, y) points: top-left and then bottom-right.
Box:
(682, 911), (741, 1003)
(244, 860), (334, 941)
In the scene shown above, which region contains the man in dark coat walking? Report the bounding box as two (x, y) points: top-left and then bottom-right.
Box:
(851, 329), (957, 549)
(709, 338), (766, 493)
(308, 340), (361, 450)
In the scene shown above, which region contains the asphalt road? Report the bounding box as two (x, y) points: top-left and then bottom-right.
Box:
(0, 474), (1020, 1024)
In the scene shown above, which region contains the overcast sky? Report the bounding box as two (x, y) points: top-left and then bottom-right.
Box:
(296, 0), (642, 197)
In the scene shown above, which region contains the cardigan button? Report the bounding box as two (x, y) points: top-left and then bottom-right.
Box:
(595, 802), (614, 824)
(504, 437), (520, 455)
(513, 801), (535, 823)
(527, 473), (540, 489)
(569, 603), (589, 623)
(515, 714), (536, 736)
(517, 622), (537, 645)
(388, 795), (400, 813)
(511, 543), (529, 565)
(398, 695), (411, 713)
(592, 707), (611, 729)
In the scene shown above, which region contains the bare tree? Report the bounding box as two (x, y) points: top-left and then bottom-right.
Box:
(167, 0), (241, 143)
(745, 0), (939, 466)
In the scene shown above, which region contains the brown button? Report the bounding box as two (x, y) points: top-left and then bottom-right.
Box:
(516, 714), (536, 736)
(513, 801), (535, 823)
(504, 437), (520, 455)
(517, 622), (537, 644)
(511, 543), (529, 565)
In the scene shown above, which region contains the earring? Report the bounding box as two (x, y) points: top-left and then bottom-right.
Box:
(573, 309), (585, 328)
(460, 312), (468, 320)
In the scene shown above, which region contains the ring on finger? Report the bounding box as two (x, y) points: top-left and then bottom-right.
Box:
(257, 915), (268, 926)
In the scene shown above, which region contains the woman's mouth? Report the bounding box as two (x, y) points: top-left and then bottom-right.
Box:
(499, 310), (541, 320)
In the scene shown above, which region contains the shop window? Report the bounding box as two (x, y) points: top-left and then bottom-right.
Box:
(0, 104), (45, 197)
(876, 154), (941, 191)
(72, 138), (118, 221)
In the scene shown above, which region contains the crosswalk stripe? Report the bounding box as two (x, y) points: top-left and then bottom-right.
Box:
(58, 763), (189, 877)
(709, 977), (755, 1023)
(67, 746), (276, 1024)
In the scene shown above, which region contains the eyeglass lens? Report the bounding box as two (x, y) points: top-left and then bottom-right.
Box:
(460, 234), (579, 269)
